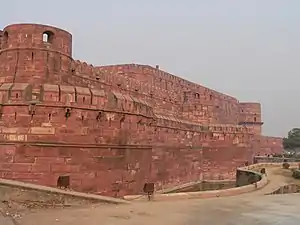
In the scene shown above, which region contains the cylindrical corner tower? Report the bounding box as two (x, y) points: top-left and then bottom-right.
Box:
(238, 102), (263, 135)
(0, 23), (73, 84)
(0, 30), (3, 50)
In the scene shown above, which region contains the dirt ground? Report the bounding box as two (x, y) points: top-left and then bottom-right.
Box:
(4, 166), (300, 225)
(272, 167), (300, 184)
(15, 194), (300, 225)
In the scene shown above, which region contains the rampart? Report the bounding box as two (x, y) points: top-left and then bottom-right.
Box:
(252, 136), (283, 156)
(0, 23), (283, 197)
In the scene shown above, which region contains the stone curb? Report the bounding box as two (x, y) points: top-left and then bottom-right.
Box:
(124, 162), (296, 201)
(155, 179), (236, 195)
(0, 178), (130, 205)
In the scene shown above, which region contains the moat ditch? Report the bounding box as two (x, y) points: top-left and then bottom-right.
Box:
(267, 184), (300, 195)
(157, 167), (263, 195)
(164, 180), (237, 194)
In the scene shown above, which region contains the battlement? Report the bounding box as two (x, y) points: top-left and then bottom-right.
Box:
(65, 62), (242, 124)
(70, 61), (239, 104)
(0, 82), (253, 137)
(96, 63), (239, 104)
(1, 23), (72, 55)
(0, 82), (153, 116)
(0, 22), (244, 125)
(0, 23), (72, 84)
(0, 23), (282, 197)
(97, 63), (238, 101)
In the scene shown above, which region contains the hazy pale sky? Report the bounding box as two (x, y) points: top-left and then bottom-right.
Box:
(1, 0), (299, 137)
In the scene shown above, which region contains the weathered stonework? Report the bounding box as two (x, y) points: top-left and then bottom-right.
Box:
(0, 23), (283, 197)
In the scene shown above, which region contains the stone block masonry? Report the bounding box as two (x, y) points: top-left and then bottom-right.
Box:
(0, 23), (283, 197)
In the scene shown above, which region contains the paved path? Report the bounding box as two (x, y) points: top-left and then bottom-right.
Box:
(15, 166), (300, 225)
(0, 215), (15, 225)
(242, 166), (290, 196)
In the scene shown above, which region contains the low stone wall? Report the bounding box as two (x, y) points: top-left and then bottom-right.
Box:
(0, 178), (129, 209)
(155, 180), (235, 194)
(165, 180), (236, 193)
(254, 156), (300, 163)
(236, 166), (262, 187)
(292, 169), (300, 179)
(267, 184), (300, 195)
(249, 162), (299, 171)
(124, 163), (273, 201)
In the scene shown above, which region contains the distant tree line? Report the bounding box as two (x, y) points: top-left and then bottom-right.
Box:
(283, 128), (300, 152)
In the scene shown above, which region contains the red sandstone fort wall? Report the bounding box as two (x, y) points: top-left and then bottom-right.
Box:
(253, 136), (283, 156)
(0, 23), (283, 197)
(0, 82), (253, 195)
(0, 83), (253, 146)
(0, 144), (252, 196)
(65, 62), (242, 125)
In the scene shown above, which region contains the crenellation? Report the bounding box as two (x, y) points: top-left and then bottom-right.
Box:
(10, 83), (33, 101)
(0, 23), (282, 197)
(74, 86), (92, 105)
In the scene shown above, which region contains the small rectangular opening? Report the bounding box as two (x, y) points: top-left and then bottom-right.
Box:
(57, 175), (70, 189)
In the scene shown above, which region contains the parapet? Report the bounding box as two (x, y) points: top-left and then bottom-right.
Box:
(154, 113), (253, 135)
(1, 23), (72, 56)
(239, 102), (261, 114)
(0, 82), (154, 118)
(69, 62), (244, 125)
(77, 63), (237, 103)
(97, 64), (239, 104)
(0, 82), (254, 136)
(0, 23), (73, 84)
(0, 23), (266, 132)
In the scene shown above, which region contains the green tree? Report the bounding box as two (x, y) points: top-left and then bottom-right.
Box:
(283, 128), (300, 150)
